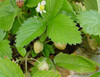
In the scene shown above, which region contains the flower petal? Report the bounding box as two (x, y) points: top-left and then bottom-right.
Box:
(36, 7), (40, 12)
(41, 0), (46, 5)
(38, 3), (41, 7)
(43, 10), (46, 13)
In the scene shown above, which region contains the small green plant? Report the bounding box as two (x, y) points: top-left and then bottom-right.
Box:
(0, 0), (100, 77)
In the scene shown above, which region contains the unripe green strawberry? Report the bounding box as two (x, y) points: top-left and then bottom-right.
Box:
(38, 61), (49, 70)
(54, 42), (66, 50)
(33, 41), (43, 53)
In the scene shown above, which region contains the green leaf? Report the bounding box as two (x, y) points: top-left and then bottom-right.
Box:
(42, 44), (55, 57)
(77, 10), (100, 36)
(47, 14), (82, 45)
(60, 0), (76, 18)
(10, 0), (17, 8)
(42, 0), (64, 21)
(44, 44), (55, 54)
(0, 58), (24, 77)
(84, 0), (98, 11)
(0, 0), (17, 31)
(16, 17), (46, 47)
(32, 70), (61, 77)
(16, 47), (26, 57)
(26, 0), (42, 8)
(0, 29), (6, 41)
(90, 72), (100, 77)
(31, 50), (37, 57)
(31, 67), (38, 76)
(11, 18), (21, 34)
(54, 53), (97, 73)
(0, 40), (12, 59)
(42, 47), (50, 57)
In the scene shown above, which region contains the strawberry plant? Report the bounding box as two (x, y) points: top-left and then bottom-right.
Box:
(0, 0), (100, 77)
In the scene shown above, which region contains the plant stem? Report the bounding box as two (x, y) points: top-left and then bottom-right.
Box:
(45, 40), (51, 44)
(18, 15), (22, 25)
(25, 51), (31, 75)
(28, 58), (40, 63)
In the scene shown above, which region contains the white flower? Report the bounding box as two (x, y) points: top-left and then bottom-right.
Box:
(36, 0), (46, 14)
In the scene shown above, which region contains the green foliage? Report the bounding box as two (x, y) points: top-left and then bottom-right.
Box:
(26, 0), (42, 8)
(54, 53), (97, 73)
(10, 0), (17, 8)
(77, 10), (100, 36)
(31, 50), (37, 57)
(0, 0), (100, 76)
(0, 58), (24, 77)
(11, 18), (22, 34)
(16, 47), (26, 57)
(84, 0), (98, 11)
(0, 29), (6, 41)
(42, 0), (64, 21)
(42, 44), (55, 57)
(47, 14), (82, 45)
(0, 0), (17, 31)
(16, 17), (46, 47)
(0, 40), (12, 59)
(90, 72), (100, 77)
(60, 0), (76, 18)
(32, 70), (61, 77)
(91, 35), (100, 45)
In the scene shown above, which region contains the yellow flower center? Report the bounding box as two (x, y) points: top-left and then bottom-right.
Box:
(40, 5), (44, 11)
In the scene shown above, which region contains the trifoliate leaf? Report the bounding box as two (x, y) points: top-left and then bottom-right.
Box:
(16, 17), (46, 47)
(0, 58), (24, 77)
(42, 0), (64, 21)
(0, 40), (12, 59)
(77, 10), (100, 36)
(54, 53), (97, 73)
(0, 0), (17, 31)
(26, 0), (42, 8)
(47, 14), (82, 45)
(84, 0), (98, 11)
(32, 70), (61, 77)
(0, 29), (6, 41)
